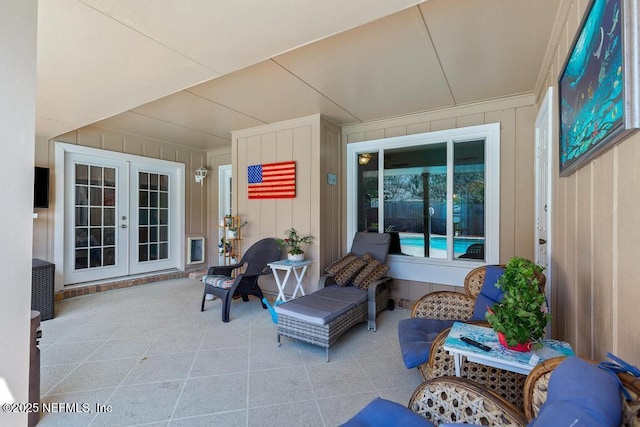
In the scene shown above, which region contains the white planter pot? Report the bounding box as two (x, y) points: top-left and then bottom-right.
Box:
(226, 230), (237, 239)
(287, 253), (304, 261)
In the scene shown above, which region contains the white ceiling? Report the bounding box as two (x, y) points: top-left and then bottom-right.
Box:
(36, 0), (561, 150)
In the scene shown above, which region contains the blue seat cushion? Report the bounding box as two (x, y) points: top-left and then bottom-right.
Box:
(528, 356), (622, 427)
(398, 318), (457, 369)
(471, 265), (505, 321)
(340, 397), (435, 427)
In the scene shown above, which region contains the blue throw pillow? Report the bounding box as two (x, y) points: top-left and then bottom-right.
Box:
(528, 357), (622, 427)
(471, 265), (504, 321)
(340, 397), (435, 427)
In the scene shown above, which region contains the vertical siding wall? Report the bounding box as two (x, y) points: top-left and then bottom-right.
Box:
(534, 0), (640, 365)
(33, 125), (210, 276)
(319, 120), (344, 272)
(205, 146), (232, 261)
(231, 114), (341, 298)
(342, 95), (538, 302)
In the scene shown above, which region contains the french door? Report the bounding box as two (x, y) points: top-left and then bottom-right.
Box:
(60, 146), (183, 285)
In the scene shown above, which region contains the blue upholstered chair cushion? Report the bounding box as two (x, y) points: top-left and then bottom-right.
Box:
(471, 265), (505, 321)
(340, 397), (435, 427)
(528, 356), (622, 427)
(398, 318), (457, 369)
(202, 275), (235, 289)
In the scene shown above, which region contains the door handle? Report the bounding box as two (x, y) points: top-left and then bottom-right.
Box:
(120, 224), (127, 229)
(539, 238), (546, 245)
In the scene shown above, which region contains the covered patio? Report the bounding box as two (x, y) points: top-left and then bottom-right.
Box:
(37, 278), (415, 426)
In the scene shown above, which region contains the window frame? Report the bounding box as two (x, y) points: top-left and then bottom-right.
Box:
(346, 123), (500, 286)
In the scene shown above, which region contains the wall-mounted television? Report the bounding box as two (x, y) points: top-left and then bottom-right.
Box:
(34, 166), (49, 208)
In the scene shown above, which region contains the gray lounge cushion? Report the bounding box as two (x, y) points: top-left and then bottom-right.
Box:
(314, 285), (367, 305)
(276, 294), (355, 325)
(350, 232), (391, 263)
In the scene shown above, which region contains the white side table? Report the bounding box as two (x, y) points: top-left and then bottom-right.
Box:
(267, 259), (312, 302)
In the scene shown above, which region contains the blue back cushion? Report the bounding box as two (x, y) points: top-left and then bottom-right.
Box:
(528, 357), (621, 427)
(471, 265), (505, 321)
(397, 318), (457, 369)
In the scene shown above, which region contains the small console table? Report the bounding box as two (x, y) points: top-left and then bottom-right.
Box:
(443, 322), (574, 376)
(267, 259), (312, 302)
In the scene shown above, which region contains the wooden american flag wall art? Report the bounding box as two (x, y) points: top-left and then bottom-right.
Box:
(247, 161), (296, 199)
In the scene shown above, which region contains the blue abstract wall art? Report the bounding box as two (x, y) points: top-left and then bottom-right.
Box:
(558, 0), (639, 176)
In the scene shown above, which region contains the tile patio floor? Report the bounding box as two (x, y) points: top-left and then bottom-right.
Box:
(37, 278), (421, 426)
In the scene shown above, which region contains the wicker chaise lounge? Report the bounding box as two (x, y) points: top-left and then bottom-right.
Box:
(276, 232), (392, 361)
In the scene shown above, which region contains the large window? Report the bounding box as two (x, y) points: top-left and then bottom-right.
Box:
(347, 123), (500, 285)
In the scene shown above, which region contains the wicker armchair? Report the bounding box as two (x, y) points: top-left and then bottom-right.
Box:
(410, 265), (493, 383)
(410, 265), (546, 408)
(408, 356), (640, 426)
(409, 376), (526, 426)
(523, 357), (640, 424)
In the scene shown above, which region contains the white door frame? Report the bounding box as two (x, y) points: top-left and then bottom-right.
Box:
(218, 164), (232, 240)
(54, 142), (185, 287)
(535, 87), (554, 312)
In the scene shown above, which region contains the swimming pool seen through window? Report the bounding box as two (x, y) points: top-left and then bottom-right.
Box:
(346, 123), (500, 285)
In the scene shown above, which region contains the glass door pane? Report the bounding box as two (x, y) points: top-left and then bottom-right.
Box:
(74, 163), (117, 270)
(138, 171), (170, 263)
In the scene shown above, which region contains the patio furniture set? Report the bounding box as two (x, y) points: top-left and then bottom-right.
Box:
(398, 264), (536, 407)
(199, 233), (640, 425)
(201, 231), (393, 362)
(275, 232), (392, 362)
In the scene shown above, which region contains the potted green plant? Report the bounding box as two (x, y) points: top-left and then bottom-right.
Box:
(485, 257), (550, 351)
(276, 228), (313, 261)
(218, 238), (232, 254)
(226, 221), (247, 239)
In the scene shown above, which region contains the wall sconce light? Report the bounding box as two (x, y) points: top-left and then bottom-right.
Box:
(358, 153), (372, 165)
(195, 166), (208, 186)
